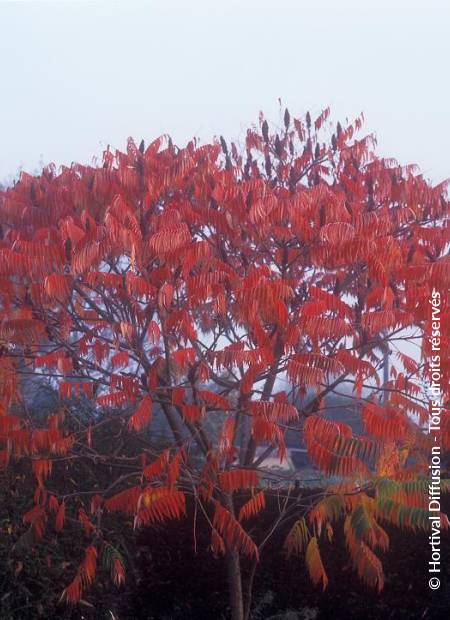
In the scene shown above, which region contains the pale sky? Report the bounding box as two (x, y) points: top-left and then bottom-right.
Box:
(1, 0), (449, 185)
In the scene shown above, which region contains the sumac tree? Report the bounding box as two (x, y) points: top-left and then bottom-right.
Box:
(0, 108), (449, 619)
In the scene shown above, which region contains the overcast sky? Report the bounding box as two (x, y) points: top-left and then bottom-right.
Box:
(1, 0), (449, 185)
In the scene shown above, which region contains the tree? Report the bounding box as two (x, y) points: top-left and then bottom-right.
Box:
(0, 108), (449, 619)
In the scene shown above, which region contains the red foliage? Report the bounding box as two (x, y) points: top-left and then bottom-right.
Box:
(0, 108), (449, 606)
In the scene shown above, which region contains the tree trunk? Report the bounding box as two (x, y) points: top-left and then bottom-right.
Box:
(243, 559), (258, 620)
(226, 547), (244, 620)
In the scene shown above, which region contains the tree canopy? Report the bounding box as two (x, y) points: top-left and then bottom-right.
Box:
(0, 108), (449, 619)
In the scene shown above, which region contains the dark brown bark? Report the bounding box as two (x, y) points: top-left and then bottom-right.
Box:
(243, 559), (258, 620)
(225, 547), (244, 620)
(224, 492), (245, 620)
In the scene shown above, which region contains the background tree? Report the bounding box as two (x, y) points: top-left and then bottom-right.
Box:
(0, 108), (449, 620)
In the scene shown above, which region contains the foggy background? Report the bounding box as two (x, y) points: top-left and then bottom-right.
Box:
(1, 0), (449, 185)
